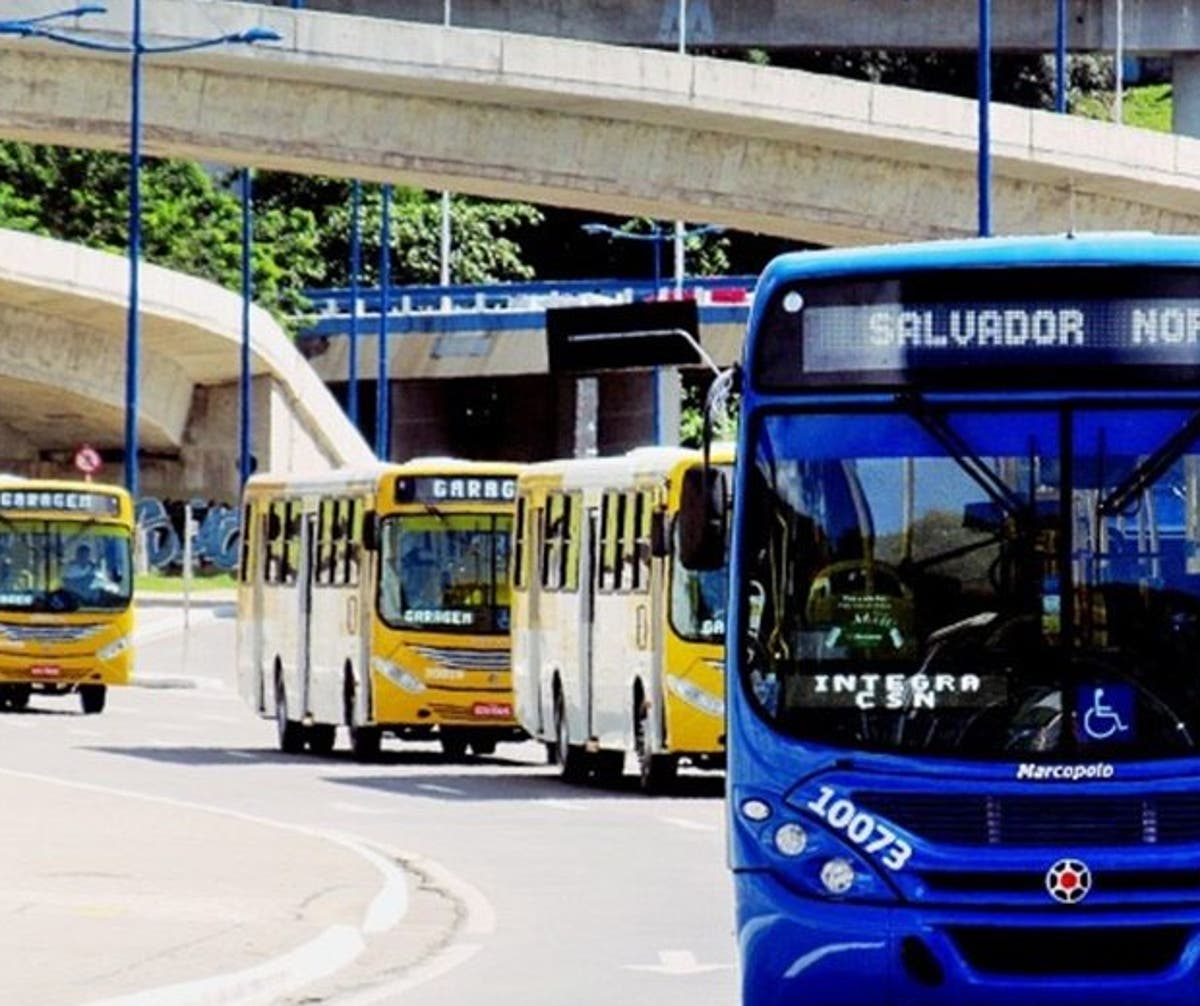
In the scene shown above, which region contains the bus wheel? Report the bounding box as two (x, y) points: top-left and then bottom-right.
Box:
(468, 736), (496, 757)
(9, 684), (30, 712)
(440, 731), (469, 760)
(308, 723), (336, 757)
(275, 681), (305, 755)
(593, 750), (625, 787)
(79, 684), (106, 715)
(350, 726), (381, 762)
(635, 699), (676, 794)
(554, 691), (589, 784)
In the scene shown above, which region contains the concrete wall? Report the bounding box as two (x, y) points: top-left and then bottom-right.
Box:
(262, 0), (1200, 51)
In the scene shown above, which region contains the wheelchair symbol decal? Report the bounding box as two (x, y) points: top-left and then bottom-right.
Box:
(1079, 685), (1134, 743)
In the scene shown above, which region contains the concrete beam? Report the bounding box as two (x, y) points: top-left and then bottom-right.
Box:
(254, 0), (1200, 52)
(1, 1), (1198, 247)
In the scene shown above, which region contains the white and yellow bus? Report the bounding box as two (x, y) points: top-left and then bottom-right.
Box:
(0, 478), (135, 714)
(511, 446), (731, 792)
(237, 459), (524, 759)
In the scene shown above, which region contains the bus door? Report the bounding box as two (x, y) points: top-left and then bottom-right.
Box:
(646, 491), (668, 752)
(297, 510), (317, 718)
(578, 506), (598, 743)
(525, 502), (546, 736)
(251, 506), (269, 711)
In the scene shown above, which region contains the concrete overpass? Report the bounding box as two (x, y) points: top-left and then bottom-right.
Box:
(4, 0), (1200, 246)
(0, 228), (372, 501)
(258, 0), (1200, 54)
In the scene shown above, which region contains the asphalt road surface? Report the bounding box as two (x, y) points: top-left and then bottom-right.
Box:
(0, 600), (738, 1005)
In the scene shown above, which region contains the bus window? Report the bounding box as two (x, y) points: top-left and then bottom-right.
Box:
(315, 498), (335, 586)
(282, 500), (301, 586)
(599, 491), (618, 592)
(562, 494), (580, 591)
(265, 500), (287, 584)
(631, 491), (651, 592)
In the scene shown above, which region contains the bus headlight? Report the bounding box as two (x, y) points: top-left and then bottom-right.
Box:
(820, 858), (857, 895)
(371, 657), (425, 693)
(773, 822), (809, 857)
(97, 637), (130, 661)
(665, 674), (724, 718)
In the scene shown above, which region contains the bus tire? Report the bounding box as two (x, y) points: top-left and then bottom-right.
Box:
(554, 689), (589, 784)
(468, 735), (496, 757)
(350, 726), (381, 762)
(635, 692), (675, 794)
(275, 679), (305, 755)
(308, 723), (336, 757)
(9, 684), (30, 712)
(79, 684), (106, 715)
(593, 750), (625, 787)
(441, 730), (469, 760)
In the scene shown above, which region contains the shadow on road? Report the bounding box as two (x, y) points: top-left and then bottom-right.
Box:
(327, 768), (725, 802)
(82, 743), (725, 800)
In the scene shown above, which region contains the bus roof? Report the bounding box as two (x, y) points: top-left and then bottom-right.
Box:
(245, 458), (523, 496)
(755, 232), (1200, 293)
(519, 444), (734, 492)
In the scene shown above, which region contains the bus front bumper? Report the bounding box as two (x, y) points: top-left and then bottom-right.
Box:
(736, 869), (1200, 1006)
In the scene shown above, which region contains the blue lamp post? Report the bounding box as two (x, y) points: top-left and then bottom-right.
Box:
(239, 168), (254, 490)
(581, 220), (724, 297)
(376, 184), (393, 460)
(580, 220), (724, 444)
(1, 6), (281, 501)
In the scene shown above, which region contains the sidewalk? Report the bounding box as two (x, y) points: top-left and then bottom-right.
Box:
(0, 770), (402, 1006)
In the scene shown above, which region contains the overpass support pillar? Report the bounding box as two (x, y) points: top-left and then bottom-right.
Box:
(1173, 55), (1200, 137)
(654, 368), (682, 446)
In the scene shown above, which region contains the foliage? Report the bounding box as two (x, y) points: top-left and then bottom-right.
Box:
(1072, 82), (1172, 133)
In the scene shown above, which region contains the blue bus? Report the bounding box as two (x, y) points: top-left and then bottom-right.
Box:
(681, 233), (1200, 1005)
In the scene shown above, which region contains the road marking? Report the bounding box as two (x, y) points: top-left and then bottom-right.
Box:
(224, 750), (255, 759)
(84, 924), (365, 1006)
(416, 782), (465, 796)
(0, 767), (412, 1006)
(67, 727), (104, 739)
(544, 798), (588, 813)
(322, 942), (482, 1006)
(658, 816), (717, 833)
(624, 950), (733, 976)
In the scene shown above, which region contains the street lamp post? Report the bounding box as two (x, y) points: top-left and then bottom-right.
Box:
(977, 0), (992, 237)
(239, 167), (253, 490)
(347, 179), (362, 429)
(1, 5), (281, 501)
(580, 220), (724, 445)
(376, 184), (393, 460)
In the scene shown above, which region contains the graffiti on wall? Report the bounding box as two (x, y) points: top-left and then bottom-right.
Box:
(135, 498), (241, 572)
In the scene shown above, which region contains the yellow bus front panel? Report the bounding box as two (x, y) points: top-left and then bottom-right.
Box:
(0, 613), (134, 688)
(663, 645), (725, 757)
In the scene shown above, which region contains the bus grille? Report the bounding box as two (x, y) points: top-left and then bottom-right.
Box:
(853, 791), (1200, 846)
(409, 645), (509, 672)
(946, 925), (1190, 976)
(0, 623), (107, 644)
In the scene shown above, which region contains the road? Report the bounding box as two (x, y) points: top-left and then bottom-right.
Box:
(0, 600), (738, 1005)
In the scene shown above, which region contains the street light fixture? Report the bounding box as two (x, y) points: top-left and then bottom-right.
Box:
(1, 5), (281, 501)
(580, 220), (724, 445)
(580, 221), (724, 295)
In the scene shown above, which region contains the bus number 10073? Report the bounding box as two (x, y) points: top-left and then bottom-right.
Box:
(806, 786), (913, 871)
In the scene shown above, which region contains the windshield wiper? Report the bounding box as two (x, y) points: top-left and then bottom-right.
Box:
(897, 392), (1028, 521)
(1098, 409), (1200, 516)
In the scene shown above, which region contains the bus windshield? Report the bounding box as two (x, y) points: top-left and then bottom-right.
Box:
(379, 513), (512, 634)
(0, 519), (132, 612)
(672, 525), (727, 642)
(743, 405), (1200, 761)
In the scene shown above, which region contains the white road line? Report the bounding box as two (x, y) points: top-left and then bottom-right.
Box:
(224, 750), (256, 759)
(0, 718), (34, 729)
(84, 925), (366, 1006)
(659, 816), (717, 833)
(323, 943), (482, 1006)
(416, 783), (465, 796)
(67, 727), (104, 739)
(197, 713), (241, 724)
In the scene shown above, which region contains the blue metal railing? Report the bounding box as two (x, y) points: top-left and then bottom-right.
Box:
(302, 275), (758, 318)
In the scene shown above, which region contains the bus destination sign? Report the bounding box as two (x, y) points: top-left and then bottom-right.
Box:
(801, 299), (1200, 376)
(0, 489), (120, 515)
(395, 475), (517, 505)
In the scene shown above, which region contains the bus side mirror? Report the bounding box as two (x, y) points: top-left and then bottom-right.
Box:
(678, 467), (726, 571)
(362, 511), (378, 552)
(650, 509), (669, 558)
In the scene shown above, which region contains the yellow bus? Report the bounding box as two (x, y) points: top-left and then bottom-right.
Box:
(511, 445), (731, 793)
(237, 459), (524, 760)
(0, 478), (135, 715)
